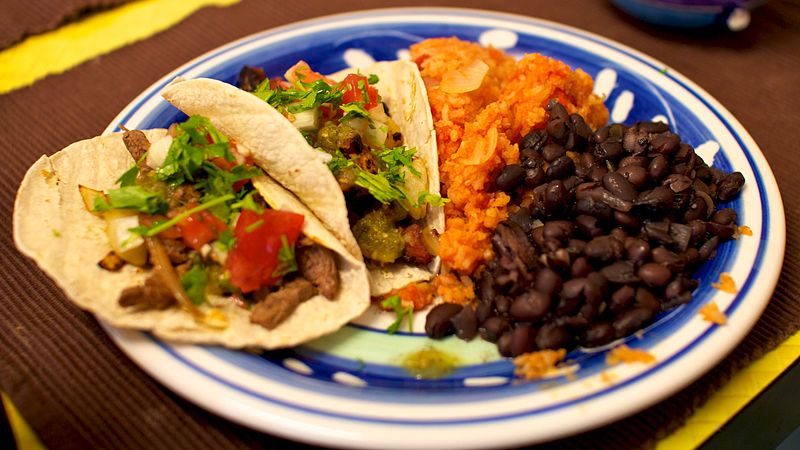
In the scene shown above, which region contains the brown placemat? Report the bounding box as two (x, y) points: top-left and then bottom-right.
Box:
(1, 1), (798, 449)
(0, 0), (132, 49)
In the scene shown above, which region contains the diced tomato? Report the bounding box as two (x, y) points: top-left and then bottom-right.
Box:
(284, 61), (333, 85)
(209, 157), (235, 171)
(339, 73), (379, 110)
(225, 209), (305, 293)
(177, 210), (228, 251)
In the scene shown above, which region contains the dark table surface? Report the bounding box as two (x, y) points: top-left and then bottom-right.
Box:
(1, 1), (798, 449)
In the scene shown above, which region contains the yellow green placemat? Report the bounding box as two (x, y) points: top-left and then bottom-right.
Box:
(0, 0), (239, 94)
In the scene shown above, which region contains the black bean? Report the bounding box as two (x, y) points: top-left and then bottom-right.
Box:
(580, 322), (615, 347)
(669, 223), (693, 252)
(524, 166), (547, 188)
(598, 189), (634, 212)
(601, 261), (640, 284)
(684, 196), (709, 222)
(566, 238), (588, 255)
(531, 226), (545, 248)
(610, 228), (628, 242)
(480, 316), (509, 342)
(547, 248), (572, 272)
(618, 165), (648, 188)
(451, 306), (478, 340)
(497, 331), (514, 357)
(613, 307), (655, 338)
(593, 125), (610, 143)
(711, 208), (737, 225)
(547, 119), (568, 141)
(475, 302), (493, 324)
(717, 172), (745, 201)
(637, 121), (670, 134)
(636, 186), (675, 211)
(706, 221), (736, 239)
(649, 133), (680, 155)
(575, 214), (605, 238)
(575, 197), (613, 221)
(610, 285), (635, 312)
(522, 151), (544, 169)
(510, 325), (538, 357)
(536, 323), (571, 350)
(652, 246), (680, 267)
(563, 175), (581, 192)
(644, 220), (673, 245)
(495, 296), (511, 314)
(635, 287), (661, 312)
(425, 303), (463, 338)
(542, 143), (566, 162)
(595, 140), (624, 161)
(571, 256), (592, 278)
(584, 236), (624, 263)
(543, 220), (574, 242)
(614, 211), (641, 229)
(508, 207), (534, 234)
(535, 268), (563, 297)
(478, 270), (496, 304)
(547, 100), (569, 120)
(625, 237), (651, 263)
(520, 129), (548, 152)
(603, 172), (637, 202)
(608, 123), (627, 140)
(588, 165), (609, 182)
(623, 128), (649, 154)
(510, 290), (551, 321)
(570, 114), (594, 140)
(647, 154), (669, 182)
(543, 181), (568, 215)
(620, 155), (649, 168)
(546, 155), (576, 179)
(496, 164), (526, 192)
(664, 174), (693, 193)
(638, 262), (672, 287)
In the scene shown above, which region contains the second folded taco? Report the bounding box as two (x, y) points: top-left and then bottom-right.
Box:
(162, 60), (444, 296)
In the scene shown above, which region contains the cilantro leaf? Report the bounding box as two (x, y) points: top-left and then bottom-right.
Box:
(116, 164), (140, 187)
(367, 74), (379, 84)
(105, 186), (167, 214)
(377, 146), (419, 179)
(417, 191), (448, 208)
(381, 295), (413, 334)
(216, 229), (236, 250)
(340, 102), (371, 122)
(355, 170), (407, 204)
(180, 264), (208, 305)
(272, 235), (298, 278)
(231, 190), (264, 213)
(156, 116), (233, 186)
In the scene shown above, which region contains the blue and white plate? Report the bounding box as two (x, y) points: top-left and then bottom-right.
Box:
(103, 8), (784, 449)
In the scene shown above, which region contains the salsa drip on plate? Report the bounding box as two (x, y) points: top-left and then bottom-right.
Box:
(238, 62), (443, 269)
(88, 116), (340, 329)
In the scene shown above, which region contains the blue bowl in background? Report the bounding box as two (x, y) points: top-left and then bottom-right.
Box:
(611, 0), (765, 30)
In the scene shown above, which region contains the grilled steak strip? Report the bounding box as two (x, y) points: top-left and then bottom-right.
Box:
(297, 244), (339, 299)
(250, 278), (317, 329)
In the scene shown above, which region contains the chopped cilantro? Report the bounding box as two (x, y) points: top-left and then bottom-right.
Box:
(377, 146), (419, 179)
(340, 102), (371, 122)
(116, 164), (139, 187)
(355, 170), (407, 204)
(327, 150), (353, 175)
(102, 186), (167, 214)
(216, 229), (236, 250)
(156, 116), (233, 187)
(180, 264), (208, 305)
(231, 190), (264, 213)
(244, 219), (265, 233)
(417, 191), (448, 208)
(381, 295), (413, 334)
(367, 74), (379, 84)
(253, 78), (343, 115)
(272, 235), (298, 278)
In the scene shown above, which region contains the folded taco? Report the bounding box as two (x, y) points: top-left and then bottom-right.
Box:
(161, 60), (444, 296)
(13, 116), (369, 349)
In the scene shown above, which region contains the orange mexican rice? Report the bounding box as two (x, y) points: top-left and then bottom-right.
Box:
(410, 37), (608, 277)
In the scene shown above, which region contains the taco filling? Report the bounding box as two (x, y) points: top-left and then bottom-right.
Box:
(90, 116), (340, 330)
(236, 62), (444, 275)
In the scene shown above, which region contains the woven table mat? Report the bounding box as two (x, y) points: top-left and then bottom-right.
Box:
(1, 0), (798, 448)
(0, 0), (132, 49)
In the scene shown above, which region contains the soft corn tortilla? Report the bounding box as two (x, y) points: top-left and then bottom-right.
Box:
(162, 60), (443, 296)
(13, 131), (370, 349)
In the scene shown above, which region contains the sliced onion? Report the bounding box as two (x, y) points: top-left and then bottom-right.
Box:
(79, 185), (107, 215)
(145, 237), (206, 322)
(440, 59), (489, 94)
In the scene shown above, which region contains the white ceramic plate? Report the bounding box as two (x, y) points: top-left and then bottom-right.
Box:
(101, 8), (785, 449)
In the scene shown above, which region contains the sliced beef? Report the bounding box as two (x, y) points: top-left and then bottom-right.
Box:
(167, 185), (201, 209)
(122, 130), (150, 163)
(250, 278), (317, 330)
(401, 224), (433, 265)
(118, 274), (175, 310)
(297, 245), (339, 299)
(237, 65), (266, 92)
(161, 237), (191, 264)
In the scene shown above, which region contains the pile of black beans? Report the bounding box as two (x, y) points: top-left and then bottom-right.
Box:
(425, 100), (745, 357)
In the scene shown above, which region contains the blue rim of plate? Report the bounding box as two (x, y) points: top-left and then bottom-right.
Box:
(102, 7), (784, 447)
